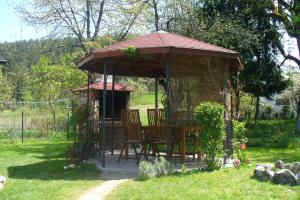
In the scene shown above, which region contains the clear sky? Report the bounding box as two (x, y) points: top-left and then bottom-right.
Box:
(0, 0), (299, 69)
(0, 0), (46, 42)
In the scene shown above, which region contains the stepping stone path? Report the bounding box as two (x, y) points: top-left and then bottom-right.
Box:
(254, 160), (300, 186)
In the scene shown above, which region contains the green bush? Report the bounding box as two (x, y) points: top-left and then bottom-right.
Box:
(138, 156), (174, 180)
(138, 161), (155, 180)
(194, 102), (225, 171)
(232, 121), (249, 162)
(154, 156), (174, 177)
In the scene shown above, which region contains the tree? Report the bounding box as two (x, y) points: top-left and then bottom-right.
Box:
(280, 69), (300, 129)
(15, 0), (147, 53)
(270, 0), (300, 135)
(26, 54), (86, 116)
(0, 70), (13, 102)
(241, 58), (289, 123)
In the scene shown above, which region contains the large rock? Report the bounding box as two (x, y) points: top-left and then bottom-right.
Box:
(275, 160), (285, 169)
(0, 176), (6, 184)
(256, 164), (273, 170)
(0, 176), (6, 190)
(273, 169), (296, 185)
(254, 166), (274, 182)
(296, 173), (300, 186)
(291, 162), (300, 174)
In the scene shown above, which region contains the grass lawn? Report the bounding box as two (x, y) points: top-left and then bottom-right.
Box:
(108, 147), (300, 200)
(0, 141), (102, 200)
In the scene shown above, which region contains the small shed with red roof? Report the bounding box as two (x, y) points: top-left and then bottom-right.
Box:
(73, 81), (133, 119)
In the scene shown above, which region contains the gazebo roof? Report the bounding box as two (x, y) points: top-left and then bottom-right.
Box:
(77, 31), (242, 77)
(73, 81), (134, 92)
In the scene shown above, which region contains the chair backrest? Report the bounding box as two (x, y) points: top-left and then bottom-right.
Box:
(147, 109), (166, 140)
(121, 109), (142, 141)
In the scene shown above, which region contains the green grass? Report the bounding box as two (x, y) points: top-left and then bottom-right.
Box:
(0, 141), (102, 200)
(130, 93), (163, 106)
(108, 147), (300, 200)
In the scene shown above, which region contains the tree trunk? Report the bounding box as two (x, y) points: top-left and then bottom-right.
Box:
(296, 36), (300, 59)
(296, 99), (300, 135)
(255, 96), (260, 124)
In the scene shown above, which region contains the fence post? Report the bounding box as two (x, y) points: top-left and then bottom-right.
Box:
(53, 113), (56, 131)
(21, 112), (24, 143)
(46, 118), (49, 138)
(67, 112), (70, 141)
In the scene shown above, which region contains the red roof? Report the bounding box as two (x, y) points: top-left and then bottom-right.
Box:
(95, 31), (237, 55)
(73, 82), (134, 92)
(77, 31), (242, 76)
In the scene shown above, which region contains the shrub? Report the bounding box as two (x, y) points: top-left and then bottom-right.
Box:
(138, 161), (155, 180)
(154, 156), (174, 176)
(138, 156), (174, 180)
(232, 121), (249, 163)
(194, 102), (225, 171)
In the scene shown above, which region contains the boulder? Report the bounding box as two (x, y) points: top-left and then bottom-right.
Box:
(273, 169), (296, 185)
(0, 176), (7, 190)
(291, 162), (300, 174)
(295, 173), (300, 186)
(68, 164), (76, 169)
(254, 166), (274, 182)
(275, 160), (285, 169)
(256, 164), (273, 170)
(0, 176), (6, 184)
(284, 164), (292, 170)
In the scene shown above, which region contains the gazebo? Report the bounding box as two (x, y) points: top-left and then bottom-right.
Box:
(77, 31), (242, 167)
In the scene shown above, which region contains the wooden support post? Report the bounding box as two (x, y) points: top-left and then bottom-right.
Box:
(86, 72), (91, 158)
(102, 61), (107, 168)
(223, 60), (233, 164)
(165, 54), (172, 158)
(155, 78), (158, 111)
(111, 75), (115, 155)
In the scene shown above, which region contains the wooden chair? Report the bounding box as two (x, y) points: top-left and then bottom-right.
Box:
(147, 109), (168, 156)
(118, 109), (147, 163)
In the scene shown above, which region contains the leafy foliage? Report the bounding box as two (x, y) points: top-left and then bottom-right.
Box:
(194, 102), (225, 170)
(138, 156), (174, 180)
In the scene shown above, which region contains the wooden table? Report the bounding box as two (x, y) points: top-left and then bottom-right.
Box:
(171, 124), (200, 162)
(142, 124), (200, 163)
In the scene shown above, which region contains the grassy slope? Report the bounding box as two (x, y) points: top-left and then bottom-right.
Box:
(0, 141), (102, 200)
(108, 148), (300, 200)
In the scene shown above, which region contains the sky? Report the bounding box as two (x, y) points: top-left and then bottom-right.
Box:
(0, 0), (46, 42)
(0, 0), (299, 69)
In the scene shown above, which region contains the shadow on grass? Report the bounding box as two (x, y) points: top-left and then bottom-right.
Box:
(8, 160), (102, 181)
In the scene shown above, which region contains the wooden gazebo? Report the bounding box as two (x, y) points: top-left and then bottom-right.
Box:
(77, 31), (242, 167)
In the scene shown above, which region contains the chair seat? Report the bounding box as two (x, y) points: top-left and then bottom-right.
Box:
(126, 139), (144, 143)
(152, 139), (167, 144)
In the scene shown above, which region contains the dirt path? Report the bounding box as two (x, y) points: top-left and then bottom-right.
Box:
(79, 171), (137, 200)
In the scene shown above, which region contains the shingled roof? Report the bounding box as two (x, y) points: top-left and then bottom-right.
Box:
(77, 31), (242, 77)
(95, 31), (238, 55)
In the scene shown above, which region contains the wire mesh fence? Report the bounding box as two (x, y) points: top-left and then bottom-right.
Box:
(0, 110), (71, 142)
